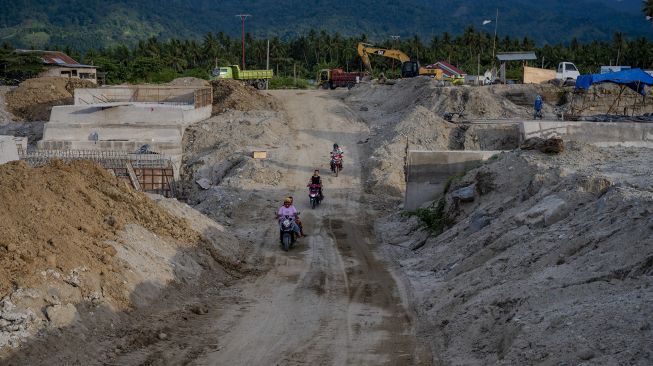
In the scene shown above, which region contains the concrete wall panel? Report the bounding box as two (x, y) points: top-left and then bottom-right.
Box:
(405, 150), (501, 211)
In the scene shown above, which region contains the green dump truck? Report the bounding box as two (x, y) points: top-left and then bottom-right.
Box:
(211, 65), (273, 90)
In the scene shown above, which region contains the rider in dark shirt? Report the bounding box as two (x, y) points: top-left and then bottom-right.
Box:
(309, 169), (324, 200)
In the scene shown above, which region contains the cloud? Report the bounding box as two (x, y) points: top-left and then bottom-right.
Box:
(482, 20), (492, 25)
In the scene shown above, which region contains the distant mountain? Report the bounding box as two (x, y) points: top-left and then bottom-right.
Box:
(1, 0), (651, 49)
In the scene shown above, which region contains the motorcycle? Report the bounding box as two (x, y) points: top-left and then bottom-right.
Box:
(330, 153), (343, 177)
(279, 214), (299, 251)
(308, 184), (322, 209)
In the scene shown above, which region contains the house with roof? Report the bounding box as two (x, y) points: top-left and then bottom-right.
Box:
(17, 50), (97, 84)
(425, 61), (466, 79)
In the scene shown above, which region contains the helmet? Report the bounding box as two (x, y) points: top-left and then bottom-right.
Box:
(284, 197), (292, 204)
(333, 143), (339, 149)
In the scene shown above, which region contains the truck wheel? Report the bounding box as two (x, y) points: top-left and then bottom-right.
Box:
(256, 80), (265, 90)
(329, 82), (336, 90)
(347, 82), (354, 90)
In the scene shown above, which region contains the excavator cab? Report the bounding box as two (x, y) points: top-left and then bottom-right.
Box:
(401, 61), (420, 78)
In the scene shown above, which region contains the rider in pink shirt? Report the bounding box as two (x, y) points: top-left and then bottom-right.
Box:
(277, 197), (302, 237)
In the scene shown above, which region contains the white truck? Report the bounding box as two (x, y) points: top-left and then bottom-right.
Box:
(523, 62), (580, 85)
(555, 62), (580, 84)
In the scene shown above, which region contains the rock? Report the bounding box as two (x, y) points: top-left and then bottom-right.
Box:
(579, 176), (612, 196)
(578, 349), (595, 361)
(469, 211), (491, 232)
(0, 332), (10, 348)
(360, 106), (369, 111)
(1, 312), (25, 322)
(45, 304), (79, 328)
(451, 185), (476, 202)
(158, 332), (168, 340)
(515, 195), (569, 227)
(190, 304), (209, 315)
(1, 299), (15, 312)
(196, 178), (212, 190)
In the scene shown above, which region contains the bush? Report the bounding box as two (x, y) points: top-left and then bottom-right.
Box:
(269, 76), (309, 89)
(403, 198), (451, 235)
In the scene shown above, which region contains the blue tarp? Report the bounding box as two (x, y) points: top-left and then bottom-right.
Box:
(575, 68), (653, 95)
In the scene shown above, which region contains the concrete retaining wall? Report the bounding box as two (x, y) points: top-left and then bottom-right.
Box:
(0, 136), (20, 165)
(74, 87), (197, 105)
(520, 121), (653, 148)
(405, 150), (501, 211)
(49, 104), (211, 125)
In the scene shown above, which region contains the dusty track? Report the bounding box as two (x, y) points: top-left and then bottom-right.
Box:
(3, 90), (429, 365)
(192, 90), (428, 365)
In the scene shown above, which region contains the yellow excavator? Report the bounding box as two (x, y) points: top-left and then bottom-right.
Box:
(357, 42), (442, 79)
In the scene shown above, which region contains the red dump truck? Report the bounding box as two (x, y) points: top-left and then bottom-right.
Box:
(317, 69), (366, 89)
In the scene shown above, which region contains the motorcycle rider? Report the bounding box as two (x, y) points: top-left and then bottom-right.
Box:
(277, 197), (303, 237)
(288, 196), (306, 237)
(308, 169), (324, 201)
(330, 143), (344, 172)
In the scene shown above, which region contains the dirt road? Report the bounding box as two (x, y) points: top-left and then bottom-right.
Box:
(191, 90), (428, 365)
(3, 90), (429, 365)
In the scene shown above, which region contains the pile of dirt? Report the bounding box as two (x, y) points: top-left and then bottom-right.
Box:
(344, 78), (560, 199)
(0, 86), (17, 122)
(0, 159), (247, 350)
(166, 77), (210, 87)
(0, 160), (203, 302)
(5, 77), (94, 121)
(181, 109), (286, 221)
(377, 144), (653, 365)
(211, 79), (279, 114)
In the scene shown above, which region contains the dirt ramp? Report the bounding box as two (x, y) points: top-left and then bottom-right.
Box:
(211, 79), (279, 114)
(5, 77), (94, 121)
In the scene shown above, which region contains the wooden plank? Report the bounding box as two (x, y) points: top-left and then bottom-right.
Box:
(125, 162), (142, 191)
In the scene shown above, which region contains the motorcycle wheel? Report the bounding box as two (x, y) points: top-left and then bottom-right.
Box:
(282, 234), (291, 252)
(311, 199), (316, 209)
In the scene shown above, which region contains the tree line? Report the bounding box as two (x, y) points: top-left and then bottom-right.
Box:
(2, 26), (653, 85)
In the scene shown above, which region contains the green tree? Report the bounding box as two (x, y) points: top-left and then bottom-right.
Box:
(644, 0), (653, 24)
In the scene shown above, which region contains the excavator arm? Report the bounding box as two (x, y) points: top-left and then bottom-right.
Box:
(357, 43), (411, 72)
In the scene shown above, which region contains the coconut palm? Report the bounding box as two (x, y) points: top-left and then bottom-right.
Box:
(645, 0), (653, 24)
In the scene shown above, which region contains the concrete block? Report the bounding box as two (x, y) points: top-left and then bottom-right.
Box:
(0, 136), (20, 165)
(519, 121), (653, 148)
(404, 150), (501, 211)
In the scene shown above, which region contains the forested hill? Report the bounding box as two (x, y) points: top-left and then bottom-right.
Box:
(1, 0), (651, 49)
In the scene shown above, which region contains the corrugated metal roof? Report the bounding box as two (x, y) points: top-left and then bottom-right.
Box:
(425, 61), (466, 77)
(496, 52), (537, 61)
(16, 49), (96, 68)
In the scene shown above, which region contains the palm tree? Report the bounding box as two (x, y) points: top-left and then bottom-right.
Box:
(644, 0), (653, 24)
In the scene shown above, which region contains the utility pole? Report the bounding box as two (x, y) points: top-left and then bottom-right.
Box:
(492, 8), (498, 60)
(390, 35), (400, 72)
(477, 54), (480, 86)
(266, 39), (270, 89)
(235, 14), (251, 70)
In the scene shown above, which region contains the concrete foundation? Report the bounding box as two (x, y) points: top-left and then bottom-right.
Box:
(405, 150), (501, 211)
(0, 136), (20, 165)
(520, 121), (653, 148)
(37, 85), (213, 178)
